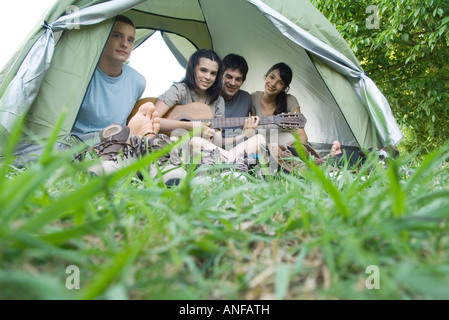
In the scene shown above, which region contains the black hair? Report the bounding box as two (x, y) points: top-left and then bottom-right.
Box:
(115, 15), (135, 28)
(265, 62), (293, 115)
(222, 53), (249, 82)
(182, 49), (223, 103)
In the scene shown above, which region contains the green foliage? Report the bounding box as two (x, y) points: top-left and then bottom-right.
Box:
(310, 0), (449, 160)
(1, 123), (449, 300)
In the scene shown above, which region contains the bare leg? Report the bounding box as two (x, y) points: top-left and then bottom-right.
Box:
(190, 134), (266, 162)
(225, 134), (266, 161)
(128, 102), (161, 138)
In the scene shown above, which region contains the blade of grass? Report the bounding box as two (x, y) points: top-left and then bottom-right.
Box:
(38, 213), (116, 245)
(387, 159), (406, 218)
(0, 270), (74, 300)
(0, 160), (64, 224)
(404, 141), (449, 192)
(19, 178), (108, 232)
(254, 193), (293, 224)
(0, 113), (27, 183)
(274, 264), (291, 300)
(79, 232), (147, 300)
(291, 139), (350, 219)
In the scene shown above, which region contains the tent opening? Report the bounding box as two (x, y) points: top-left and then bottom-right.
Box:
(129, 30), (186, 98)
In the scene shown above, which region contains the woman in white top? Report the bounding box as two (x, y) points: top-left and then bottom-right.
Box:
(251, 62), (308, 146)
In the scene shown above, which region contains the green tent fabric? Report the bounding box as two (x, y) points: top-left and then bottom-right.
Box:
(0, 0), (403, 159)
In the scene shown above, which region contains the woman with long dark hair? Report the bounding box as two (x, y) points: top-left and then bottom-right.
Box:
(154, 49), (225, 137)
(250, 63), (322, 172)
(251, 62), (308, 145)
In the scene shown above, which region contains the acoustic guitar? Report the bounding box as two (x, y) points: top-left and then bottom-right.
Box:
(128, 97), (307, 133)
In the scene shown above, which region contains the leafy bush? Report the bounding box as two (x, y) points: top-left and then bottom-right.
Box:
(311, 0), (449, 160)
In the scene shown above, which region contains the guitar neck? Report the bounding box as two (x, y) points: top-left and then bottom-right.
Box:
(132, 100), (305, 130)
(201, 116), (276, 129)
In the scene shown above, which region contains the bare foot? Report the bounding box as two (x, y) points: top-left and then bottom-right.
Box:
(128, 102), (160, 137)
(329, 140), (342, 157)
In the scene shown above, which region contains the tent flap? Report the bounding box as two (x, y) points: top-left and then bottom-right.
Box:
(0, 0), (146, 134)
(0, 0), (402, 157)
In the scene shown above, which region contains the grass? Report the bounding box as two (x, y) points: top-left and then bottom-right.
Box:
(1, 123), (449, 300)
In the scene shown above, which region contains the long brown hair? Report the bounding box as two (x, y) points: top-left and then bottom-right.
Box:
(181, 49), (223, 103)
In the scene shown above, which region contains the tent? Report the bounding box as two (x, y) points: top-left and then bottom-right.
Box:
(0, 0), (403, 159)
